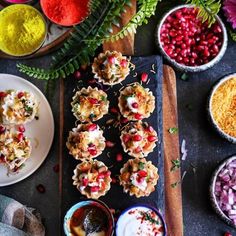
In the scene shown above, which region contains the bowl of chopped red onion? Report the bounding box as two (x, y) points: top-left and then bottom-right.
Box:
(157, 4), (228, 72)
(210, 155), (236, 228)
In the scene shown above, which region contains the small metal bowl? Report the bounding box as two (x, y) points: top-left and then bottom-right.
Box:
(116, 204), (167, 236)
(209, 155), (236, 228)
(208, 73), (236, 144)
(64, 199), (114, 236)
(156, 4), (228, 72)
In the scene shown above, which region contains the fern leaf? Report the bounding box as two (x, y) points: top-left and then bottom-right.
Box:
(229, 29), (236, 42)
(186, 0), (221, 27)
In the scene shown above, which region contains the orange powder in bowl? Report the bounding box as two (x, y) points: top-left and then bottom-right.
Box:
(40, 0), (90, 26)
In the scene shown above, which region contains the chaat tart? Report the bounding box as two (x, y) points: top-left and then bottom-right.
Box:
(71, 87), (109, 123)
(120, 121), (158, 158)
(0, 125), (31, 173)
(118, 83), (155, 121)
(119, 158), (159, 198)
(0, 90), (38, 125)
(66, 123), (106, 161)
(72, 160), (112, 199)
(92, 50), (130, 86)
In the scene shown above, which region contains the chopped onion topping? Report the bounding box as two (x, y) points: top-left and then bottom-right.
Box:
(214, 159), (236, 224)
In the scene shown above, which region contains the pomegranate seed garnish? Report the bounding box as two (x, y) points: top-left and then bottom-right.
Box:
(120, 59), (128, 68)
(112, 177), (117, 184)
(141, 73), (148, 83)
(17, 92), (24, 99)
(88, 149), (97, 156)
(147, 126), (154, 133)
(74, 71), (81, 79)
(97, 173), (105, 179)
(116, 153), (123, 162)
(18, 125), (25, 133)
(90, 186), (100, 192)
(105, 141), (115, 148)
(109, 208), (116, 215)
(134, 147), (142, 153)
(82, 178), (89, 186)
(134, 113), (143, 120)
(122, 134), (130, 143)
(53, 164), (59, 173)
(0, 125), (6, 134)
(131, 102), (139, 108)
(17, 133), (24, 142)
(88, 98), (99, 105)
(110, 107), (119, 114)
(138, 170), (147, 177)
(103, 170), (111, 177)
(88, 79), (96, 84)
(121, 117), (129, 124)
(87, 123), (97, 131)
(147, 135), (157, 142)
(133, 134), (142, 142)
(0, 92), (7, 99)
(108, 56), (115, 64)
(36, 184), (45, 193)
(224, 232), (232, 236)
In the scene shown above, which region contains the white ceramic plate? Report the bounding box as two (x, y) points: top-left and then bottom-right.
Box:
(0, 74), (54, 186)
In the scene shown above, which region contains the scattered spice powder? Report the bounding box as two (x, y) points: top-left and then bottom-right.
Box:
(211, 77), (236, 138)
(0, 5), (46, 56)
(41, 0), (90, 26)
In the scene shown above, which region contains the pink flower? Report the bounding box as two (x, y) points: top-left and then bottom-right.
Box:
(223, 0), (236, 29)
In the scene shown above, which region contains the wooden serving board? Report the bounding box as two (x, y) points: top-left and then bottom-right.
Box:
(103, 1), (183, 235)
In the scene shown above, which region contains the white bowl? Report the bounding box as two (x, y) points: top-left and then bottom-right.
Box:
(156, 4), (228, 72)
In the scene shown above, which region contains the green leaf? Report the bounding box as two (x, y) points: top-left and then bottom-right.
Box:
(138, 162), (145, 170)
(180, 73), (189, 81)
(168, 127), (178, 134)
(186, 0), (221, 27)
(171, 159), (181, 172)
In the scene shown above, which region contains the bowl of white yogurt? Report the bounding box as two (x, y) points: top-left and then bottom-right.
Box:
(116, 205), (167, 236)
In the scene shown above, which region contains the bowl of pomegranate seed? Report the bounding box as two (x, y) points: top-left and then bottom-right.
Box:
(157, 5), (228, 72)
(210, 155), (236, 228)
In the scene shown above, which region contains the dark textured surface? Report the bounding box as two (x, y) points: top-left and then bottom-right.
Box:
(62, 56), (164, 228)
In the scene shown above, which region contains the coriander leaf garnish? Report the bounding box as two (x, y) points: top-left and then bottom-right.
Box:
(171, 159), (181, 172)
(168, 127), (178, 134)
(140, 211), (160, 225)
(138, 162), (145, 170)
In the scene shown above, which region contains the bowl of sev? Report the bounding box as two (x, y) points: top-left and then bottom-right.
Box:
(208, 74), (236, 143)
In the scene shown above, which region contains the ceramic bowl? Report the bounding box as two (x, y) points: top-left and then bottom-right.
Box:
(116, 204), (167, 236)
(156, 4), (228, 72)
(64, 199), (114, 236)
(208, 73), (236, 144)
(209, 155), (236, 228)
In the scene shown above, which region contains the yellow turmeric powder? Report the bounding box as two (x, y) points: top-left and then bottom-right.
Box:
(0, 4), (47, 56)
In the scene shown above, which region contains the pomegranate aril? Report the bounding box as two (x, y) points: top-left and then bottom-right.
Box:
(0, 126), (6, 134)
(122, 134), (130, 143)
(18, 125), (25, 133)
(103, 170), (111, 177)
(17, 133), (24, 142)
(147, 135), (157, 142)
(0, 92), (7, 99)
(134, 113), (143, 120)
(88, 149), (97, 156)
(87, 123), (97, 131)
(90, 186), (100, 192)
(74, 71), (81, 79)
(121, 117), (129, 124)
(120, 59), (128, 68)
(224, 232), (232, 236)
(141, 73), (148, 83)
(106, 141), (115, 148)
(17, 92), (24, 99)
(133, 134), (142, 142)
(89, 98), (99, 104)
(131, 102), (139, 109)
(82, 178), (89, 186)
(110, 107), (119, 114)
(108, 56), (115, 64)
(116, 153), (123, 162)
(135, 147), (142, 153)
(36, 184), (45, 193)
(138, 170), (147, 177)
(97, 173), (105, 179)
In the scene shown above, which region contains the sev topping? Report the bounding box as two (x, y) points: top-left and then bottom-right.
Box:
(211, 77), (236, 138)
